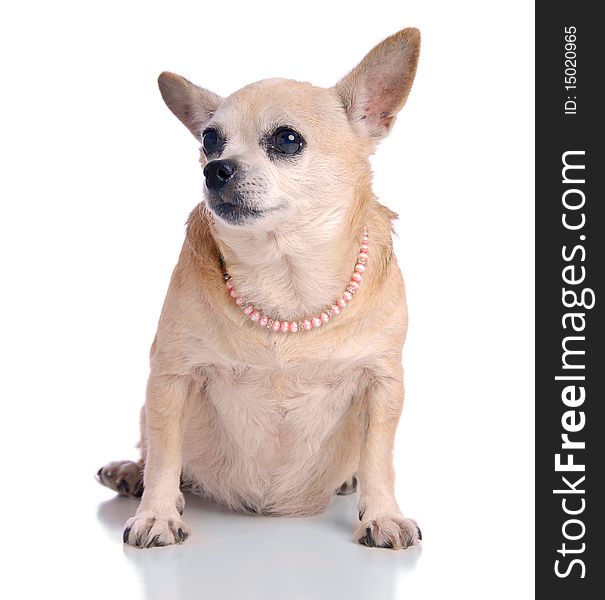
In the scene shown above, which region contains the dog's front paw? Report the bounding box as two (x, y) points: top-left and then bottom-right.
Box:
(356, 515), (421, 550)
(123, 511), (190, 548)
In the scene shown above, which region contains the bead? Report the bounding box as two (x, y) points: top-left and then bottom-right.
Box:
(224, 225), (367, 332)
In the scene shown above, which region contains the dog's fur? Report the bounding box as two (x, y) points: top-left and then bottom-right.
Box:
(97, 28), (421, 550)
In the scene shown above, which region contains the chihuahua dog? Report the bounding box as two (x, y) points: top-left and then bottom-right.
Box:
(97, 28), (421, 550)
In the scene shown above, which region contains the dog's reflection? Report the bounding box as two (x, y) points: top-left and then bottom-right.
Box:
(97, 493), (421, 600)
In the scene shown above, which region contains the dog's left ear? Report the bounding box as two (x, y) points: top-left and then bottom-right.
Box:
(334, 28), (420, 142)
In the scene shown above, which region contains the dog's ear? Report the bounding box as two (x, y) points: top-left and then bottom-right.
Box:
(158, 72), (222, 139)
(334, 28), (420, 142)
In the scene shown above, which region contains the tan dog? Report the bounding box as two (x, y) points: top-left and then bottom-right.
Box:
(97, 28), (421, 550)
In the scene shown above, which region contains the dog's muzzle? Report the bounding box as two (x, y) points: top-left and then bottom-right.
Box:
(203, 159), (262, 223)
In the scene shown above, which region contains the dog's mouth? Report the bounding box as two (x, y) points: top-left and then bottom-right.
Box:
(206, 193), (264, 224)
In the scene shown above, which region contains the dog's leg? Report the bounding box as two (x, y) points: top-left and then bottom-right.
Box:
(97, 459), (144, 497)
(123, 373), (191, 548)
(355, 362), (421, 550)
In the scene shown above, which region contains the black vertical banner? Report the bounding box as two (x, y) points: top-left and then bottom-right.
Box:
(536, 2), (605, 597)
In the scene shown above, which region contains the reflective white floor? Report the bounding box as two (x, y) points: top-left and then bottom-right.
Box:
(97, 491), (421, 600)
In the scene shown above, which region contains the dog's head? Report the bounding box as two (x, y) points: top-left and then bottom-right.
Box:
(158, 28), (420, 229)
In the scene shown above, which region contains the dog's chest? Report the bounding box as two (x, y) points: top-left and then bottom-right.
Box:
(203, 362), (362, 458)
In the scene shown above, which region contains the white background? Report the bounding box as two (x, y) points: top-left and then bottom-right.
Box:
(0, 1), (534, 598)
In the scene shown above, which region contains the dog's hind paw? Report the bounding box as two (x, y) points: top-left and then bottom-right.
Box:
(123, 510), (190, 548)
(337, 476), (358, 495)
(96, 460), (143, 497)
(356, 515), (421, 550)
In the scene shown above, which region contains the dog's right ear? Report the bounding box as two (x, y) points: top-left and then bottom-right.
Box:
(158, 72), (222, 139)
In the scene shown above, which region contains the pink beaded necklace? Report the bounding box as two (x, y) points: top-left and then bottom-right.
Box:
(221, 227), (369, 333)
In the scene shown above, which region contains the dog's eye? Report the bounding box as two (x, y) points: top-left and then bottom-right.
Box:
(202, 129), (222, 155)
(271, 128), (304, 155)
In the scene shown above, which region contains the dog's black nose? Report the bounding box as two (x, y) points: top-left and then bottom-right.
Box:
(203, 159), (238, 191)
